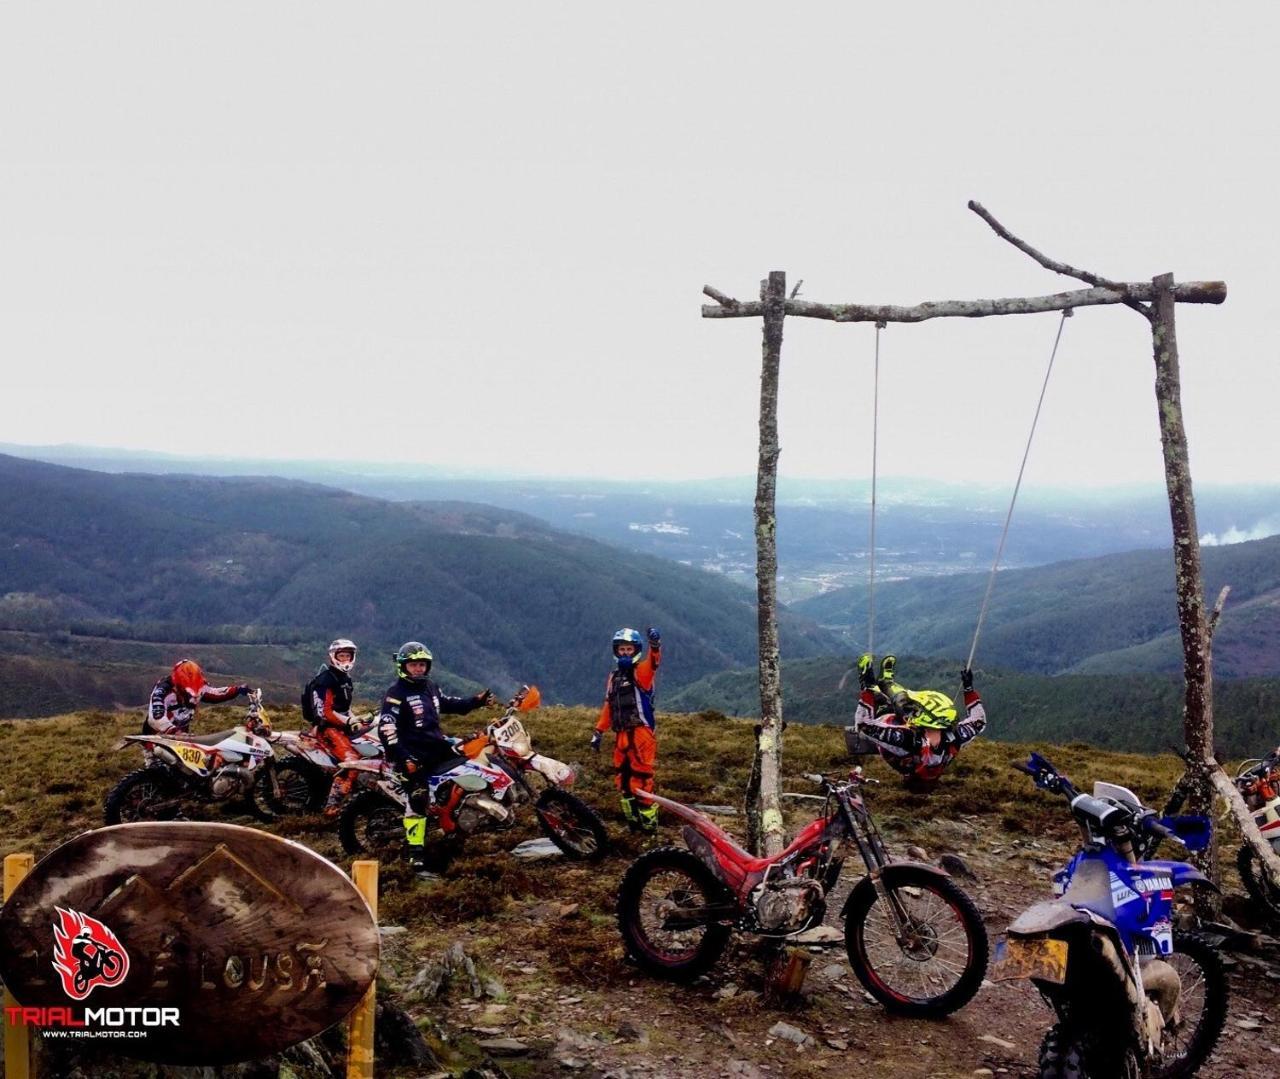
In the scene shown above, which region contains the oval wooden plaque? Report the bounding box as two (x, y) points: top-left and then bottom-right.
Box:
(0, 822), (379, 1064)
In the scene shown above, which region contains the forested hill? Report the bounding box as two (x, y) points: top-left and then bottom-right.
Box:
(664, 655), (1280, 758)
(0, 454), (837, 712)
(794, 534), (1280, 678)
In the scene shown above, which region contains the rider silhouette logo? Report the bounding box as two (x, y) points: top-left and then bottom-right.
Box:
(51, 907), (130, 1001)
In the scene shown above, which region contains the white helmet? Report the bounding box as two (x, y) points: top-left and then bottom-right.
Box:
(327, 638), (358, 673)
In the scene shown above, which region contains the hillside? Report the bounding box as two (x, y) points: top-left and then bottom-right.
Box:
(0, 454), (837, 714)
(665, 655), (1280, 758)
(0, 706), (1274, 1078)
(794, 534), (1280, 677)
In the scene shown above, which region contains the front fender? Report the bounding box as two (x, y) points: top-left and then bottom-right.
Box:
(839, 860), (952, 919)
(1142, 859), (1220, 893)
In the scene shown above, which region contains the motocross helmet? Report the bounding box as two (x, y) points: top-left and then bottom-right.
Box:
(171, 659), (206, 701)
(904, 689), (958, 730)
(395, 641), (433, 682)
(327, 638), (358, 673)
(612, 627), (644, 665)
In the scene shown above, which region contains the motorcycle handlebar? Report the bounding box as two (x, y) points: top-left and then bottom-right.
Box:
(1140, 813), (1186, 847)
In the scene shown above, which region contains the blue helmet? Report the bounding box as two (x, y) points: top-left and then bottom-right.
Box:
(612, 627), (644, 663)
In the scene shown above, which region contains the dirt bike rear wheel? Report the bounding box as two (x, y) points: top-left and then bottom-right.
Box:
(1038, 1024), (1139, 1079)
(535, 789), (610, 861)
(339, 791), (407, 858)
(843, 866), (988, 1017)
(1147, 932), (1228, 1079)
(260, 759), (328, 816)
(104, 768), (182, 825)
(1237, 842), (1280, 924)
(617, 847), (732, 982)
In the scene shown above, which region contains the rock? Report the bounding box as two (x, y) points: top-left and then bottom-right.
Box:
(379, 924), (408, 937)
(616, 1019), (648, 1045)
(790, 925), (843, 945)
(819, 963), (846, 980)
(556, 1057), (588, 1070)
(408, 942), (484, 1001)
(826, 1037), (849, 1050)
(906, 845), (930, 861)
(376, 995), (443, 1070)
(477, 1037), (531, 1055)
(511, 838), (564, 861)
(978, 1033), (1017, 1051)
(727, 1061), (766, 1079)
(484, 978), (507, 1000)
(972, 1070), (995, 1077)
(940, 853), (978, 880)
(767, 1021), (815, 1047)
(1236, 1018), (1262, 1031)
(713, 982), (740, 999)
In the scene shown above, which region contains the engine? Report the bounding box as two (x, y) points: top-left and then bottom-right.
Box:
(454, 794), (514, 835)
(210, 765), (255, 800)
(750, 878), (826, 933)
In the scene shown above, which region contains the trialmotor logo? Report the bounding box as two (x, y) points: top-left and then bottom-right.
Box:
(51, 907), (130, 1001)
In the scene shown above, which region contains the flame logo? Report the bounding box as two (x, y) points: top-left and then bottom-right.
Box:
(51, 907), (130, 1001)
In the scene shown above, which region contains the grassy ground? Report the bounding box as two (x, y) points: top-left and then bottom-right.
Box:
(1, 704), (1272, 1077)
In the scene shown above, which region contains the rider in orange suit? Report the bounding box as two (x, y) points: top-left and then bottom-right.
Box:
(591, 627), (662, 833)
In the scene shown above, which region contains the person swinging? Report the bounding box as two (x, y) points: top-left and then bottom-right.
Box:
(847, 653), (987, 794)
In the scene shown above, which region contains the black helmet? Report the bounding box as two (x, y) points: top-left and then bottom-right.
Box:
(394, 641), (433, 682)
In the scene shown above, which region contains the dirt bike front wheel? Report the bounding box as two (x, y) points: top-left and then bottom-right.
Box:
(844, 866), (988, 1018)
(1038, 1023), (1140, 1079)
(259, 759), (327, 816)
(104, 769), (183, 825)
(617, 847), (732, 982)
(535, 789), (610, 861)
(339, 791), (407, 859)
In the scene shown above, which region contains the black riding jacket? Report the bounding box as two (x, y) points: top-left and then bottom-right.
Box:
(377, 676), (483, 769)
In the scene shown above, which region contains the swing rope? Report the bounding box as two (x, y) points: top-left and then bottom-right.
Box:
(867, 321), (883, 654)
(966, 308), (1071, 671)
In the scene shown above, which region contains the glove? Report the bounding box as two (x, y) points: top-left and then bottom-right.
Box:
(238, 684), (254, 697)
(346, 717), (363, 735)
(647, 627), (662, 646)
(856, 653), (875, 691)
(475, 689), (497, 707)
(960, 668), (975, 692)
(590, 731), (602, 753)
(878, 655), (897, 685)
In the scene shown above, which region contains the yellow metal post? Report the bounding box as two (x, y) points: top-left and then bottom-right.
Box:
(4, 852), (35, 1079)
(346, 860), (378, 1079)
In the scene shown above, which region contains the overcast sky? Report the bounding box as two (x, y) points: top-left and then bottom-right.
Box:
(2, 3), (1277, 488)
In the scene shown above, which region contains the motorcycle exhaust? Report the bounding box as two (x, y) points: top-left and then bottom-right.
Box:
(152, 745), (181, 768)
(211, 765), (255, 798)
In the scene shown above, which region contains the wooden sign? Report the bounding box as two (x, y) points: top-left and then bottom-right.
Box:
(0, 822), (379, 1065)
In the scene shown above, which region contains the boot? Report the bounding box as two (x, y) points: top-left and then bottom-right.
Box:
(637, 801), (659, 836)
(620, 795), (641, 833)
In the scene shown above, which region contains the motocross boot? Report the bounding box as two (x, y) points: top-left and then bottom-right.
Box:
(620, 795), (642, 833)
(404, 815), (439, 881)
(636, 800), (659, 835)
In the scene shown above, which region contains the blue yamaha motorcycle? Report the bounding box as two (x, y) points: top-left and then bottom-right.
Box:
(993, 753), (1228, 1078)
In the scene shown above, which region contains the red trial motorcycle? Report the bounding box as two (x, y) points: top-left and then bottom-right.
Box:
(617, 769), (988, 1017)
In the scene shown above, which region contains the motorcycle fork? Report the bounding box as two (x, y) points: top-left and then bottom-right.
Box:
(840, 794), (916, 936)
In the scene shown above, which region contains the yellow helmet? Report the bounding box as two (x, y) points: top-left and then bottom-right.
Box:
(904, 689), (957, 730)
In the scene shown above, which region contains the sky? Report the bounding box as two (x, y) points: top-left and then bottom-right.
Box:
(2, 3), (1278, 488)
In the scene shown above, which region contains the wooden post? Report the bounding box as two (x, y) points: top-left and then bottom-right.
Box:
(4, 853), (34, 1079)
(1149, 274), (1220, 910)
(747, 270), (788, 858)
(346, 860), (378, 1079)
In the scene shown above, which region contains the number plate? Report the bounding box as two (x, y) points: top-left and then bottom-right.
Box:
(174, 743), (207, 768)
(991, 936), (1068, 984)
(494, 718), (525, 744)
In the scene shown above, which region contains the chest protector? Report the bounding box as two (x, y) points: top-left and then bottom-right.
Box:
(606, 667), (644, 731)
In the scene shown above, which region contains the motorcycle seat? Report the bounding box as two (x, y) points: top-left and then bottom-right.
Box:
(174, 729), (239, 746)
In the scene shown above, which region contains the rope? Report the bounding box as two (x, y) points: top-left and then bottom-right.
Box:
(966, 309), (1071, 671)
(868, 321), (883, 654)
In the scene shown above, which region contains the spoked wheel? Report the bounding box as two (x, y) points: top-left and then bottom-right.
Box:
(536, 789), (610, 861)
(104, 769), (185, 825)
(260, 759), (327, 816)
(617, 847), (732, 982)
(1146, 933), (1228, 1079)
(339, 791), (407, 858)
(844, 867), (989, 1017)
(1237, 843), (1280, 924)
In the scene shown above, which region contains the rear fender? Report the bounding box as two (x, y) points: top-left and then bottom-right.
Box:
(838, 860), (950, 919)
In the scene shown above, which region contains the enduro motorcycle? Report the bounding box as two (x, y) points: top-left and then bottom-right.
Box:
(339, 685), (609, 862)
(259, 715), (383, 815)
(105, 689), (279, 824)
(994, 752), (1228, 1078)
(617, 768), (989, 1017)
(1233, 747), (1280, 922)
